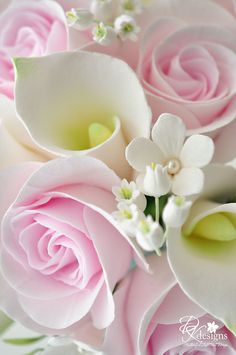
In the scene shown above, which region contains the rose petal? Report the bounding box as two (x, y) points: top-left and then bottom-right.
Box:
(0, 162), (42, 221)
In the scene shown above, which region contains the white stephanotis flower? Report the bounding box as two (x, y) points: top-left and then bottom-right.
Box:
(114, 14), (140, 41)
(112, 202), (144, 236)
(126, 113), (214, 196)
(163, 195), (192, 228)
(112, 179), (146, 210)
(136, 215), (164, 253)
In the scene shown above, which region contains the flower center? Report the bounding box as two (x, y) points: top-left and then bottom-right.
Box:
(120, 187), (132, 200)
(166, 158), (181, 175)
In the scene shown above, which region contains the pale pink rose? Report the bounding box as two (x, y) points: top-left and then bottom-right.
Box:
(0, 0), (68, 99)
(104, 255), (236, 355)
(79, 0), (236, 135)
(0, 156), (145, 348)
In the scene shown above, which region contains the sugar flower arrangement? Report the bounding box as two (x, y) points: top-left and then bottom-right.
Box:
(1, 0), (236, 355)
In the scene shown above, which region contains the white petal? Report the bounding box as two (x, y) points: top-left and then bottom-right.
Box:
(167, 203), (236, 336)
(172, 168), (204, 196)
(126, 137), (164, 172)
(213, 118), (236, 164)
(181, 134), (214, 168)
(0, 120), (46, 172)
(203, 164), (236, 199)
(14, 52), (151, 178)
(142, 165), (171, 197)
(151, 113), (186, 157)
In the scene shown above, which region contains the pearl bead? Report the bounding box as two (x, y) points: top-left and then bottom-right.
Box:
(167, 158), (181, 175)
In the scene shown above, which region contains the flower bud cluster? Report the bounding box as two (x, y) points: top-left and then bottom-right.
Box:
(66, 0), (148, 45)
(112, 179), (192, 255)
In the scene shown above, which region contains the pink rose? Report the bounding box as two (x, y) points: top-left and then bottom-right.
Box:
(0, 157), (143, 348)
(79, 0), (236, 135)
(104, 255), (236, 355)
(0, 0), (68, 99)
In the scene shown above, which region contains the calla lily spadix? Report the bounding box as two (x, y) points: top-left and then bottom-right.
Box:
(13, 51), (151, 178)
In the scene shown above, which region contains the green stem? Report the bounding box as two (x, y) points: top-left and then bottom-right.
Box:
(155, 197), (159, 222)
(155, 248), (162, 257)
(0, 312), (14, 336)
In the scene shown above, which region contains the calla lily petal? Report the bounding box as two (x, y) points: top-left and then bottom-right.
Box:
(167, 217), (236, 336)
(0, 120), (46, 171)
(14, 51), (151, 178)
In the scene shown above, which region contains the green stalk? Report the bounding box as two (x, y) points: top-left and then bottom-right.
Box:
(155, 196), (159, 222)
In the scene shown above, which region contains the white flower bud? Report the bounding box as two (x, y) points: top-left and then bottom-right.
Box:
(112, 179), (146, 211)
(112, 202), (144, 236)
(92, 22), (116, 45)
(90, 0), (116, 21)
(136, 215), (164, 252)
(163, 195), (192, 228)
(66, 8), (94, 30)
(138, 163), (171, 197)
(114, 14), (140, 41)
(121, 0), (142, 14)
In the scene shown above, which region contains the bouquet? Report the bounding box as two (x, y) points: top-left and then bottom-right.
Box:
(0, 0), (236, 354)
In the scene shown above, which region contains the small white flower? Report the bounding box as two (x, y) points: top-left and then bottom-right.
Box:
(126, 113), (215, 196)
(92, 22), (116, 45)
(90, 0), (116, 21)
(112, 179), (146, 210)
(121, 0), (142, 14)
(136, 215), (164, 252)
(114, 14), (140, 41)
(66, 8), (94, 30)
(137, 163), (171, 197)
(113, 202), (143, 236)
(163, 195), (192, 228)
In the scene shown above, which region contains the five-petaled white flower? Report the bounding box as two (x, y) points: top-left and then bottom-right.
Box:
(126, 113), (214, 196)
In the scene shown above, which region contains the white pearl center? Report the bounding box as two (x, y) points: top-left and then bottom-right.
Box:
(167, 158), (181, 175)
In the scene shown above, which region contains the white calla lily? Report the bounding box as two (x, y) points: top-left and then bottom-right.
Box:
(0, 96), (47, 171)
(14, 51), (151, 178)
(167, 164), (236, 335)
